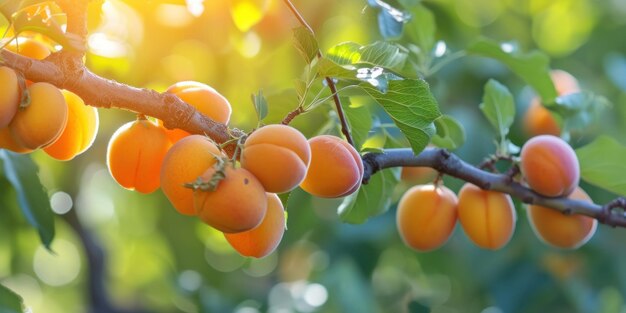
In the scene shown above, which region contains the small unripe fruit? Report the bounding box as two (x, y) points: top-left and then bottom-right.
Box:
(300, 135), (363, 198)
(160, 135), (223, 215)
(241, 124), (311, 193)
(224, 193), (285, 258)
(520, 135), (579, 197)
(457, 183), (516, 250)
(9, 82), (67, 149)
(396, 185), (458, 251)
(194, 166), (267, 233)
(107, 118), (170, 194)
(527, 187), (597, 249)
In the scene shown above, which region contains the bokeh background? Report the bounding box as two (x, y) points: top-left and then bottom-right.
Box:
(2, 0), (626, 312)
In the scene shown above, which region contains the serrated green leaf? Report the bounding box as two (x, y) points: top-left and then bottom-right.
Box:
(292, 27), (319, 64)
(550, 91), (611, 132)
(0, 150), (55, 249)
(468, 38), (556, 102)
(326, 41), (407, 70)
(338, 168), (400, 224)
(342, 100), (372, 151)
(403, 4), (435, 53)
(0, 284), (24, 313)
(431, 115), (465, 150)
(251, 89), (268, 122)
(360, 79), (441, 154)
(575, 136), (626, 196)
(480, 79), (515, 140)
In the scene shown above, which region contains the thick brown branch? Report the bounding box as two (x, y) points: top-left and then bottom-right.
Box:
(282, 0), (354, 146)
(362, 148), (626, 228)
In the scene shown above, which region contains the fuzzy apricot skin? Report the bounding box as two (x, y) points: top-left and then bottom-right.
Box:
(107, 119), (171, 194)
(160, 135), (223, 215)
(9, 82), (67, 149)
(0, 128), (32, 153)
(299, 135), (363, 198)
(520, 135), (580, 197)
(6, 37), (51, 60)
(396, 185), (458, 252)
(241, 124), (311, 193)
(44, 90), (99, 161)
(0, 67), (19, 128)
(224, 193), (285, 258)
(168, 81), (231, 124)
(527, 187), (597, 249)
(400, 167), (438, 185)
(523, 70), (580, 137)
(194, 167), (267, 233)
(457, 183), (516, 250)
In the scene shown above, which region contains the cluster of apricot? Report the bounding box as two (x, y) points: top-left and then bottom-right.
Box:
(397, 135), (596, 251)
(105, 81), (365, 258)
(0, 37), (99, 161)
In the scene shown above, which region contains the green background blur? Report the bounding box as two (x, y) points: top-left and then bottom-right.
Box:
(2, 0), (626, 312)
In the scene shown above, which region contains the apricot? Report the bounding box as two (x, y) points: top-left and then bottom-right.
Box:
(194, 166), (267, 233)
(167, 81), (231, 125)
(9, 82), (67, 149)
(396, 185), (458, 251)
(241, 124), (311, 193)
(299, 135), (363, 198)
(400, 167), (438, 185)
(156, 119), (189, 145)
(224, 193), (285, 258)
(106, 118), (171, 194)
(0, 67), (19, 128)
(160, 135), (223, 215)
(457, 183), (516, 250)
(520, 135), (579, 197)
(0, 127), (32, 154)
(6, 37), (51, 60)
(527, 187), (597, 249)
(523, 69), (580, 137)
(44, 90), (99, 161)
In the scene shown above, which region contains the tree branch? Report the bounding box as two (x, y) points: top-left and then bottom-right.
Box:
(281, 0), (354, 146)
(362, 148), (626, 228)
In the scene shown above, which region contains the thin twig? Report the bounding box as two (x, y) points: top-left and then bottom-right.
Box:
(281, 0), (354, 146)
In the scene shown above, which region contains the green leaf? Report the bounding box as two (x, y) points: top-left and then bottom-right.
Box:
(292, 27), (319, 64)
(550, 91), (611, 132)
(0, 150), (55, 249)
(251, 89), (268, 122)
(431, 115), (465, 150)
(360, 79), (441, 154)
(338, 168), (400, 224)
(11, 1), (85, 53)
(0, 283), (25, 313)
(468, 38), (557, 102)
(479, 79), (515, 140)
(403, 4), (435, 53)
(575, 136), (626, 196)
(368, 0), (411, 39)
(326, 41), (408, 70)
(342, 101), (372, 151)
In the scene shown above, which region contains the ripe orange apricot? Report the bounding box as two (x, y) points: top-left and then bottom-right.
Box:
(156, 119), (189, 145)
(160, 135), (223, 215)
(107, 118), (171, 194)
(167, 81), (232, 125)
(9, 82), (67, 149)
(0, 67), (19, 128)
(523, 69), (580, 137)
(6, 37), (51, 60)
(194, 166), (267, 233)
(43, 90), (99, 161)
(520, 135), (579, 197)
(400, 167), (438, 185)
(396, 185), (458, 251)
(241, 124), (311, 193)
(0, 127), (32, 154)
(527, 187), (597, 249)
(224, 193), (285, 258)
(457, 183), (516, 250)
(299, 135), (363, 198)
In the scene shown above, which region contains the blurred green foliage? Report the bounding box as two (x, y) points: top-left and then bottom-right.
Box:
(2, 0), (626, 313)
